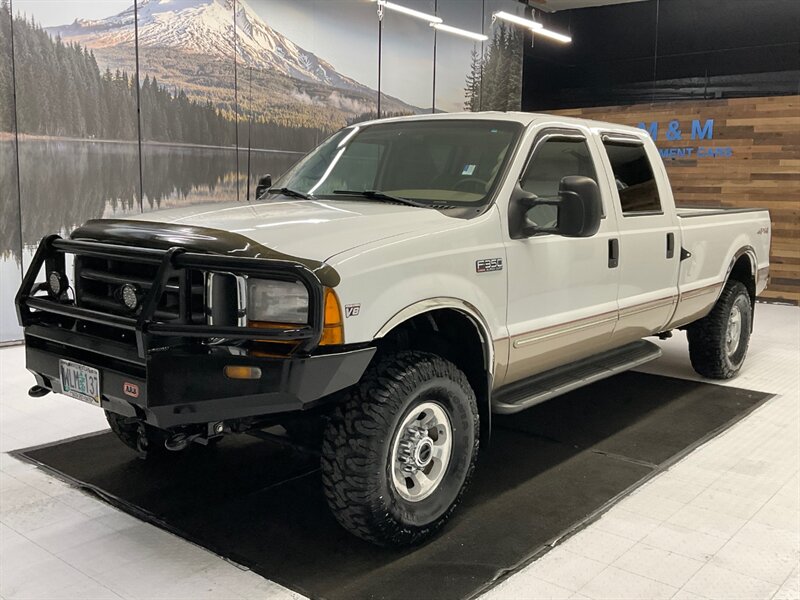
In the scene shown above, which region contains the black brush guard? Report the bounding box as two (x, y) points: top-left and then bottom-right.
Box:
(15, 235), (375, 428)
(16, 234), (325, 358)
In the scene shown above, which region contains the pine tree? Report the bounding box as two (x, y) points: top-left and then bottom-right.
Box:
(474, 23), (524, 112)
(4, 11), (335, 150)
(463, 45), (482, 112)
(481, 25), (504, 110)
(0, 0), (13, 132)
(505, 27), (523, 111)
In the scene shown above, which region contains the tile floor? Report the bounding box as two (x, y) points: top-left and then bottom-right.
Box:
(486, 303), (800, 600)
(1, 303), (798, 600)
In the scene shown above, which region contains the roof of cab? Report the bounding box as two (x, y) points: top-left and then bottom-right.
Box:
(356, 110), (648, 138)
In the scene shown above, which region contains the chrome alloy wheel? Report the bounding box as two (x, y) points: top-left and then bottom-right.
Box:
(390, 402), (452, 502)
(726, 305), (743, 356)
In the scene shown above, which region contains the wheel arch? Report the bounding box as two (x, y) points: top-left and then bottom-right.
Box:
(724, 246), (757, 329)
(374, 298), (495, 441)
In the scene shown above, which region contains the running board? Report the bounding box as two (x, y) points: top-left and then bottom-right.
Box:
(492, 340), (662, 415)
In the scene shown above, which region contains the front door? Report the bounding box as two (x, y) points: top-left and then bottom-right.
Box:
(503, 127), (620, 385)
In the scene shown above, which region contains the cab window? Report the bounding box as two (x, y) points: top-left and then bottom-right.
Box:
(520, 136), (599, 228)
(602, 142), (662, 215)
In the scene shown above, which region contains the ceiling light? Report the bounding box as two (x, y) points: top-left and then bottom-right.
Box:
(375, 0), (443, 24)
(493, 10), (571, 44)
(431, 22), (488, 42)
(533, 27), (572, 44)
(492, 11), (543, 30)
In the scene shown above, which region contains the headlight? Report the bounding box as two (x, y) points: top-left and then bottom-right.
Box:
(247, 278), (309, 323)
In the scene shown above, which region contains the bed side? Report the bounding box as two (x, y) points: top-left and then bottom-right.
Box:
(668, 209), (771, 328)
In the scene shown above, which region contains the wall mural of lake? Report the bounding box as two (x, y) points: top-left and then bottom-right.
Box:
(1, 0), (20, 342)
(0, 0), (525, 342)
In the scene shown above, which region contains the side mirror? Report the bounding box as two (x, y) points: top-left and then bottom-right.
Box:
(255, 174), (272, 200)
(509, 175), (602, 240)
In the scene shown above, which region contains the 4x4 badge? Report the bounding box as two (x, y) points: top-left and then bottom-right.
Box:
(476, 258), (503, 273)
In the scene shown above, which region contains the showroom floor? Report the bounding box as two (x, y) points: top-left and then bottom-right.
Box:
(1, 304), (798, 600)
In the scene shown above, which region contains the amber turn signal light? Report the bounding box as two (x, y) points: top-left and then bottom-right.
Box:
(224, 365), (262, 380)
(319, 288), (344, 346)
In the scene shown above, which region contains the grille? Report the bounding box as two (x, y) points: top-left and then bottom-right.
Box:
(75, 256), (205, 324)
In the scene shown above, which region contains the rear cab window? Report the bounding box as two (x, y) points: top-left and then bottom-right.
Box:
(601, 140), (662, 216)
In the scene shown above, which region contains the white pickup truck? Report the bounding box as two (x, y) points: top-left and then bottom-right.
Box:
(17, 112), (770, 546)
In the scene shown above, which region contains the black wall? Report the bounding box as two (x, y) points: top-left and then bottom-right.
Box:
(521, 0), (800, 110)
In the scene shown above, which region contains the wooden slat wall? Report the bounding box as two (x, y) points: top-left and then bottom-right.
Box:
(549, 95), (800, 304)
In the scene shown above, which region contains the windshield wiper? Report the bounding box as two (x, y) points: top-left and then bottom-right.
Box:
(267, 187), (312, 200)
(332, 190), (429, 208)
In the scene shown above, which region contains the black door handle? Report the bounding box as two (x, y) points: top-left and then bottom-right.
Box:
(666, 232), (675, 259)
(608, 238), (619, 268)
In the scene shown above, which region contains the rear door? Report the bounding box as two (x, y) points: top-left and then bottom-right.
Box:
(502, 126), (621, 384)
(595, 134), (681, 341)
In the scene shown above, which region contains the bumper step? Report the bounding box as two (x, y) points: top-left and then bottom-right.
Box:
(492, 340), (662, 414)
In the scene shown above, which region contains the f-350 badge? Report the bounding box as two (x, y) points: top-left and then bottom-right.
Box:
(476, 258), (503, 273)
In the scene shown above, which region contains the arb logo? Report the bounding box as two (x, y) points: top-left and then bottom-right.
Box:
(123, 382), (139, 398)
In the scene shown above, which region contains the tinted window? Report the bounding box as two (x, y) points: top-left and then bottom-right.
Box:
(603, 142), (662, 214)
(520, 137), (598, 228)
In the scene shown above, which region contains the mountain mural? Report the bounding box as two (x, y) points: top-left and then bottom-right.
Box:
(46, 0), (419, 133)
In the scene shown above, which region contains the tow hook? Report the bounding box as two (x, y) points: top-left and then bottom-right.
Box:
(164, 432), (191, 452)
(28, 385), (51, 398)
(164, 430), (215, 451)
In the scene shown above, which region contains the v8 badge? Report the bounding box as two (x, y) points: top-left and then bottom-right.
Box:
(345, 304), (361, 318)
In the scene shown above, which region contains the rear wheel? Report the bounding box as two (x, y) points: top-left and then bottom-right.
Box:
(687, 280), (752, 379)
(321, 351), (479, 546)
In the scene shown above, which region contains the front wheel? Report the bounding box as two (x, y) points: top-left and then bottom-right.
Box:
(687, 280), (752, 379)
(321, 351), (479, 546)
(105, 411), (170, 459)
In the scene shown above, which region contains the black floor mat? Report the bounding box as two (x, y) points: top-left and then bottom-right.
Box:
(15, 372), (770, 600)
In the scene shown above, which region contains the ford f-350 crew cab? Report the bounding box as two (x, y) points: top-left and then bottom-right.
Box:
(17, 112), (771, 546)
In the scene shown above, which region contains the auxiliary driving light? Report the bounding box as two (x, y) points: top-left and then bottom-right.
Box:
(47, 271), (66, 297)
(120, 283), (140, 311)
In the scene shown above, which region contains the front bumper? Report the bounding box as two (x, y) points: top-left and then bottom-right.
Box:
(26, 325), (375, 428)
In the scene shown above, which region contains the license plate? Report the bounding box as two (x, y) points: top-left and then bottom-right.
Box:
(59, 360), (101, 406)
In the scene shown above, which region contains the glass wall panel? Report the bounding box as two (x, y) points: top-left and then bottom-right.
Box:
(0, 0), (21, 342)
(434, 0), (484, 113)
(239, 1), (383, 198)
(381, 0), (435, 116)
(136, 0), (238, 209)
(481, 0), (525, 111)
(12, 0), (140, 270)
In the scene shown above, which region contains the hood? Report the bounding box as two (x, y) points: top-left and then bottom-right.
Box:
(126, 198), (461, 262)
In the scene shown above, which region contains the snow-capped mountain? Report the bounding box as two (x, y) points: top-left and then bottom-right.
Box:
(47, 0), (369, 94)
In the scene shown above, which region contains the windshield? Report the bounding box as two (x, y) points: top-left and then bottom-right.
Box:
(274, 119), (522, 206)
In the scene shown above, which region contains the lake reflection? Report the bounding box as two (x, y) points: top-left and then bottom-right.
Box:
(3, 139), (301, 257)
(0, 139), (301, 341)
